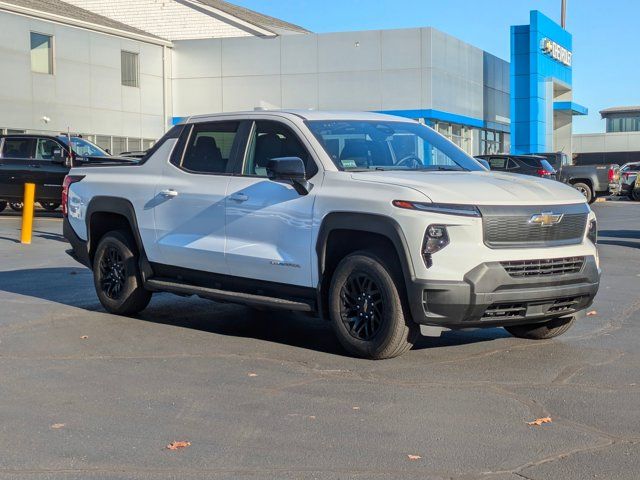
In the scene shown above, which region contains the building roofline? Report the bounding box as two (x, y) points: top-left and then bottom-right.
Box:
(0, 1), (172, 46)
(600, 106), (640, 117)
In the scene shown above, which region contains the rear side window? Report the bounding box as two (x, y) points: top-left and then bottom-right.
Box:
(488, 157), (507, 170)
(517, 157), (542, 168)
(180, 122), (240, 174)
(1, 138), (33, 159)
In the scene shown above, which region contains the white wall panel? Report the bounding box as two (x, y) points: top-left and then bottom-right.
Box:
(318, 31), (381, 73)
(222, 75), (281, 111)
(172, 39), (222, 79)
(381, 69), (421, 110)
(281, 74), (318, 109)
(318, 71), (381, 111)
(221, 37), (281, 77)
(172, 77), (222, 115)
(281, 34), (318, 75)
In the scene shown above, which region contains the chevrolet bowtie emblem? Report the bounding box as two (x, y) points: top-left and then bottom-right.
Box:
(529, 212), (563, 227)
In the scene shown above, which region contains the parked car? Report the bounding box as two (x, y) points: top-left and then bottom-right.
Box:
(632, 174), (640, 202)
(476, 154), (557, 179)
(532, 152), (620, 203)
(0, 134), (136, 210)
(619, 162), (640, 197)
(63, 111), (600, 359)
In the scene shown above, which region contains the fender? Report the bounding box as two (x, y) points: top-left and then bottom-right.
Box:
(85, 196), (153, 279)
(316, 211), (416, 290)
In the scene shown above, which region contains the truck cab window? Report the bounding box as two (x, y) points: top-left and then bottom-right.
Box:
(1, 138), (33, 159)
(180, 122), (239, 174)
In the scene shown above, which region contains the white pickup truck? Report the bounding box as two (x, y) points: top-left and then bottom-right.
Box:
(63, 111), (600, 359)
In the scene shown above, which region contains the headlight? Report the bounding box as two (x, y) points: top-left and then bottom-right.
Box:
(422, 224), (449, 268)
(587, 218), (597, 244)
(393, 201), (481, 217)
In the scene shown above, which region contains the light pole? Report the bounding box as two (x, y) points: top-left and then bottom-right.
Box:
(561, 0), (567, 28)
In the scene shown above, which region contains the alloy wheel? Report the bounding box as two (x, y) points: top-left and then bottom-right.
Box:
(339, 272), (384, 341)
(99, 246), (126, 299)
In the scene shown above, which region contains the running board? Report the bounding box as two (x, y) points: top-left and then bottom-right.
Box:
(145, 278), (313, 312)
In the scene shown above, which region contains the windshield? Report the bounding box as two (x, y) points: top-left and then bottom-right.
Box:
(58, 137), (109, 157)
(306, 120), (484, 172)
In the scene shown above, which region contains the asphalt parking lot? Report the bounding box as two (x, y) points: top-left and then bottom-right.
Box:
(0, 202), (638, 480)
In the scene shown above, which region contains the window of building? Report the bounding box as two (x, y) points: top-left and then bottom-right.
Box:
(111, 137), (126, 155)
(30, 32), (53, 74)
(181, 122), (240, 174)
(434, 121), (472, 154)
(121, 51), (139, 87)
(480, 130), (504, 155)
(244, 121), (316, 177)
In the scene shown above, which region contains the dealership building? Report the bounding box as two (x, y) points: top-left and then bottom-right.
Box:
(0, 0), (590, 158)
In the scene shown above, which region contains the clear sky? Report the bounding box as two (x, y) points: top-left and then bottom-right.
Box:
(232, 0), (637, 134)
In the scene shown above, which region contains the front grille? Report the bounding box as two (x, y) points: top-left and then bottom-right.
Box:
(501, 257), (585, 278)
(482, 303), (527, 320)
(481, 295), (587, 321)
(478, 204), (590, 249)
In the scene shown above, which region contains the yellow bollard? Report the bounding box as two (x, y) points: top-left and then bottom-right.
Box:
(20, 183), (36, 245)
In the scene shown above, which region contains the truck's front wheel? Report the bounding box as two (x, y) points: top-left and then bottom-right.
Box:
(93, 230), (152, 315)
(505, 315), (575, 340)
(328, 251), (417, 359)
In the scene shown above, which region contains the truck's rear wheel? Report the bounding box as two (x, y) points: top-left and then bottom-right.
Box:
(9, 202), (23, 212)
(40, 202), (61, 211)
(572, 182), (593, 203)
(93, 230), (152, 315)
(632, 189), (640, 202)
(0, 201), (6, 213)
(505, 315), (575, 340)
(328, 251), (417, 359)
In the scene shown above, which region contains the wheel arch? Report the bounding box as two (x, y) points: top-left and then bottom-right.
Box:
(315, 212), (415, 319)
(85, 197), (147, 269)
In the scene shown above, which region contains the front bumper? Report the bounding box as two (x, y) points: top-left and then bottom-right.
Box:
(407, 256), (600, 328)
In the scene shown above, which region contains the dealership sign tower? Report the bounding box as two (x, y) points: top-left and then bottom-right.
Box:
(510, 10), (587, 155)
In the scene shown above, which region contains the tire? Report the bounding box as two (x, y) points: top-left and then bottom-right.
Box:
(505, 315), (575, 340)
(0, 201), (6, 213)
(40, 202), (61, 211)
(9, 202), (23, 212)
(572, 182), (593, 204)
(93, 230), (152, 316)
(328, 251), (418, 359)
(633, 189), (640, 202)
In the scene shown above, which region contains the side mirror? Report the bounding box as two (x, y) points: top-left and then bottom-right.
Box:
(266, 157), (312, 195)
(477, 159), (490, 170)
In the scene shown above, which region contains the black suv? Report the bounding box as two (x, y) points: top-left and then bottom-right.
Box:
(0, 134), (131, 213)
(476, 154), (557, 179)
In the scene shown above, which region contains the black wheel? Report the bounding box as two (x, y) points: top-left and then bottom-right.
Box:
(0, 201), (6, 213)
(40, 202), (61, 211)
(505, 315), (575, 340)
(9, 202), (23, 212)
(572, 182), (593, 204)
(633, 189), (640, 202)
(328, 251), (418, 359)
(93, 230), (152, 315)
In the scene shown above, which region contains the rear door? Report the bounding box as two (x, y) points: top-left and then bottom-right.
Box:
(34, 138), (69, 201)
(152, 120), (247, 274)
(0, 137), (36, 199)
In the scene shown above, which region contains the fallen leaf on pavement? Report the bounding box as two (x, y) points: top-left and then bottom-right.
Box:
(352, 406), (360, 410)
(407, 454), (422, 461)
(587, 310), (597, 316)
(80, 335), (88, 339)
(167, 441), (191, 450)
(527, 417), (552, 426)
(248, 373), (257, 377)
(50, 423), (65, 429)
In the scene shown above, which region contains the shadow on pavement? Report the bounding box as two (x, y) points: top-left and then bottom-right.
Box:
(598, 229), (640, 249)
(0, 267), (511, 356)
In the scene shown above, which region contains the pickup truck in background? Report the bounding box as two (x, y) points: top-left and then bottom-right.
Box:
(62, 110), (600, 359)
(532, 152), (620, 203)
(0, 134), (136, 213)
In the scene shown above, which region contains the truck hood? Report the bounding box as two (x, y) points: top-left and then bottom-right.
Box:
(350, 170), (587, 205)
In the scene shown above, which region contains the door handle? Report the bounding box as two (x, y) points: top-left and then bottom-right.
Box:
(159, 189), (178, 198)
(229, 192), (249, 203)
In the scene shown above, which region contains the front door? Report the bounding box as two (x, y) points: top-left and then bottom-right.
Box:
(34, 138), (68, 201)
(225, 120), (320, 287)
(152, 121), (243, 274)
